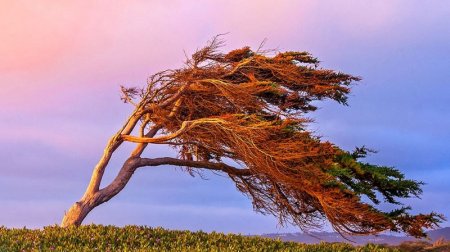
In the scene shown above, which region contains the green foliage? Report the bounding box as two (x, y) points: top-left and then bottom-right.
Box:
(322, 147), (443, 237)
(328, 148), (424, 205)
(0, 225), (400, 252)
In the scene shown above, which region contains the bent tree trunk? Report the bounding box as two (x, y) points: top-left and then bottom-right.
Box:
(60, 153), (248, 227)
(60, 93), (186, 227)
(61, 151), (141, 227)
(60, 98), (149, 227)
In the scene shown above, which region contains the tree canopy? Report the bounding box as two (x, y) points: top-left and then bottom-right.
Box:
(62, 37), (442, 237)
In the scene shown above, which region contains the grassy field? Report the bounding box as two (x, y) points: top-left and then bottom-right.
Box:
(2, 225), (449, 252)
(0, 225), (402, 252)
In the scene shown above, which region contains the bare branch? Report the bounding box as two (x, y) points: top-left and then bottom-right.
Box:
(121, 118), (228, 144)
(137, 157), (252, 177)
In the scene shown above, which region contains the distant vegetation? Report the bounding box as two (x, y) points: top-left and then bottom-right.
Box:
(262, 227), (450, 248)
(0, 225), (401, 251)
(396, 238), (450, 252)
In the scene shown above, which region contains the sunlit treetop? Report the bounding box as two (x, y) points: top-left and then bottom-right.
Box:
(63, 36), (443, 237)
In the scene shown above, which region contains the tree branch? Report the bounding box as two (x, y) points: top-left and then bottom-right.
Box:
(137, 157), (252, 176)
(130, 124), (162, 158)
(96, 157), (251, 207)
(159, 82), (191, 108)
(121, 118), (227, 144)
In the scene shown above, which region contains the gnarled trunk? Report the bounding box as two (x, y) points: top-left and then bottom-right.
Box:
(61, 157), (140, 227)
(59, 155), (247, 227)
(61, 196), (97, 227)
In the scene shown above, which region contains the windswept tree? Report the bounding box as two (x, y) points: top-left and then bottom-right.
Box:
(62, 37), (442, 237)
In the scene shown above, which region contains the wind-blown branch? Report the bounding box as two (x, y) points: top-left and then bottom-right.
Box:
(121, 118), (228, 144)
(137, 157), (251, 176)
(94, 157), (251, 209)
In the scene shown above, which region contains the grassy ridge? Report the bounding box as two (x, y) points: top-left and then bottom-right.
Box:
(0, 225), (397, 251)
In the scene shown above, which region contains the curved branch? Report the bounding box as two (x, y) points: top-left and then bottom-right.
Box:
(130, 124), (162, 158)
(131, 97), (184, 157)
(83, 109), (143, 196)
(121, 118), (227, 144)
(96, 157), (251, 209)
(137, 157), (251, 176)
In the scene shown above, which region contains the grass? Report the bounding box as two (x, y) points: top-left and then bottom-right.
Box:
(0, 225), (400, 252)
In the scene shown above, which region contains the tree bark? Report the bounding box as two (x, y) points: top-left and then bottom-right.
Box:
(61, 196), (98, 227)
(61, 158), (140, 227)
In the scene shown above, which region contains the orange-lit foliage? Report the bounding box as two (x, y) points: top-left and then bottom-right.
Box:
(64, 37), (442, 237)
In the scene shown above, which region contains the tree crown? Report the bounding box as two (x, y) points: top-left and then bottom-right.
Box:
(118, 37), (442, 237)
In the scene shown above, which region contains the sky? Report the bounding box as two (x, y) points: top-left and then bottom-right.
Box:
(0, 1), (449, 234)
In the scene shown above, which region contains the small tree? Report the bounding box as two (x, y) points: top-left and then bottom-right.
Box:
(62, 37), (442, 237)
